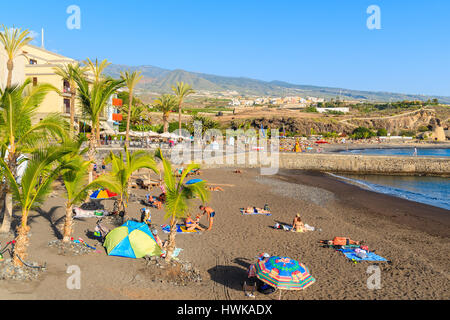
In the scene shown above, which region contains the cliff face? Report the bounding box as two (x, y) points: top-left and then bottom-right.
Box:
(245, 109), (445, 135)
(347, 109), (439, 133)
(248, 117), (351, 135)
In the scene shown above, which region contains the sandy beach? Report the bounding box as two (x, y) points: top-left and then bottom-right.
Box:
(0, 168), (449, 300)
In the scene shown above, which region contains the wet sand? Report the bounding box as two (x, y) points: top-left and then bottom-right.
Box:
(0, 168), (449, 300)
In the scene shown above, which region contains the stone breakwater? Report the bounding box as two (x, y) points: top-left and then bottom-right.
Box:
(94, 147), (449, 176)
(201, 153), (450, 177)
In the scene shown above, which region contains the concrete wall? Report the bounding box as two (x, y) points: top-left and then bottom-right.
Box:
(200, 152), (450, 176)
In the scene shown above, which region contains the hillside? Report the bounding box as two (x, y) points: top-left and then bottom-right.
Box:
(105, 64), (450, 104)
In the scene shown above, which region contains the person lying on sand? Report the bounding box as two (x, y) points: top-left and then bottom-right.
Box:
(208, 186), (224, 192)
(184, 214), (205, 232)
(146, 195), (162, 210)
(243, 207), (271, 214)
(322, 237), (361, 247)
(234, 169), (243, 174)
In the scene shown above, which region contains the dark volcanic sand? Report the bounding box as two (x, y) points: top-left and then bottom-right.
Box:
(0, 168), (449, 300)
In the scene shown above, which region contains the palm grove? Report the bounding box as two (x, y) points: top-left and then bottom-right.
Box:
(0, 25), (208, 267)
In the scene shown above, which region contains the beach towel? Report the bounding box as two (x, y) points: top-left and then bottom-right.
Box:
(161, 248), (183, 259)
(338, 248), (387, 262)
(73, 207), (110, 219)
(161, 224), (201, 234)
(240, 208), (272, 216)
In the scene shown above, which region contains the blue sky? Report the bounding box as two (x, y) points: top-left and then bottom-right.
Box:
(1, 0), (450, 96)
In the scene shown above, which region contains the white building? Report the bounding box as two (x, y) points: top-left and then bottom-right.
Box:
(317, 107), (350, 114)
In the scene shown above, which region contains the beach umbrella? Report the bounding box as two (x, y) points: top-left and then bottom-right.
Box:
(255, 256), (315, 299)
(90, 188), (118, 200)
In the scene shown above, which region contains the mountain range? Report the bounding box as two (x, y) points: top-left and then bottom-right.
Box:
(105, 64), (450, 104)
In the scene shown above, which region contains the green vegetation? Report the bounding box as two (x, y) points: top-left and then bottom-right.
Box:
(351, 127), (376, 139)
(376, 128), (388, 136)
(304, 106), (318, 113)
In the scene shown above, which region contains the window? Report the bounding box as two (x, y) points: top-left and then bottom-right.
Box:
(64, 99), (71, 114)
(29, 59), (37, 65)
(63, 80), (70, 93)
(33, 77), (38, 86)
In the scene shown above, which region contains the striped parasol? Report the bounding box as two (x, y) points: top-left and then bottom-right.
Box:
(255, 256), (315, 298)
(90, 188), (118, 200)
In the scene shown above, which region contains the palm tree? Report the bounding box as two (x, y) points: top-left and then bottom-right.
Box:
(155, 148), (210, 261)
(53, 63), (86, 136)
(120, 70), (143, 144)
(153, 94), (178, 133)
(0, 145), (73, 267)
(82, 58), (112, 140)
(120, 104), (151, 129)
(172, 82), (195, 133)
(74, 72), (124, 183)
(0, 79), (69, 233)
(83, 58), (111, 84)
(58, 138), (117, 242)
(98, 146), (158, 221)
(0, 25), (33, 88)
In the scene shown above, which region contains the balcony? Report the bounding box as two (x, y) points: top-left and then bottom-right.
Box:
(112, 113), (123, 121)
(112, 99), (123, 107)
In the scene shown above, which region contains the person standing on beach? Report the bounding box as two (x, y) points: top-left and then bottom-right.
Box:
(199, 205), (216, 231)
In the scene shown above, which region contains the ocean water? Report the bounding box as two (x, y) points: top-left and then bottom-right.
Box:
(340, 148), (450, 157)
(330, 173), (450, 211)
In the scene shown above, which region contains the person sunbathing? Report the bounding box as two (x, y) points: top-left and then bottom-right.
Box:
(146, 195), (162, 210)
(208, 186), (224, 192)
(292, 214), (306, 232)
(158, 193), (166, 204)
(185, 214), (205, 231)
(243, 207), (271, 214)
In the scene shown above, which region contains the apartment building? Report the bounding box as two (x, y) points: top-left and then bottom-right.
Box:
(0, 44), (120, 132)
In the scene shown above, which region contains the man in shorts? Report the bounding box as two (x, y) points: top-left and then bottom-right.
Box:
(199, 205), (216, 231)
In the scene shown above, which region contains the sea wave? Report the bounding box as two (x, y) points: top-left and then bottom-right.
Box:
(328, 173), (450, 211)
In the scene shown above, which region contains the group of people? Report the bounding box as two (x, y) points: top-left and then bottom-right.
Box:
(184, 205), (216, 232)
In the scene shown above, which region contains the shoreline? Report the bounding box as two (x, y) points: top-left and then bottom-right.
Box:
(325, 172), (449, 211)
(277, 169), (450, 238)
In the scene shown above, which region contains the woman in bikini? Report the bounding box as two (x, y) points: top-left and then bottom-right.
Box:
(185, 214), (205, 231)
(292, 214), (306, 232)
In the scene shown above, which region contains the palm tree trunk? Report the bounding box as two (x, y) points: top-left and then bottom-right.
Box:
(6, 59), (13, 88)
(178, 102), (182, 133)
(163, 113), (169, 133)
(70, 93), (76, 136)
(0, 193), (12, 233)
(165, 216), (177, 261)
(13, 210), (30, 267)
(63, 203), (74, 242)
(88, 134), (96, 184)
(96, 116), (100, 142)
(1, 152), (17, 233)
(125, 93), (133, 144)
